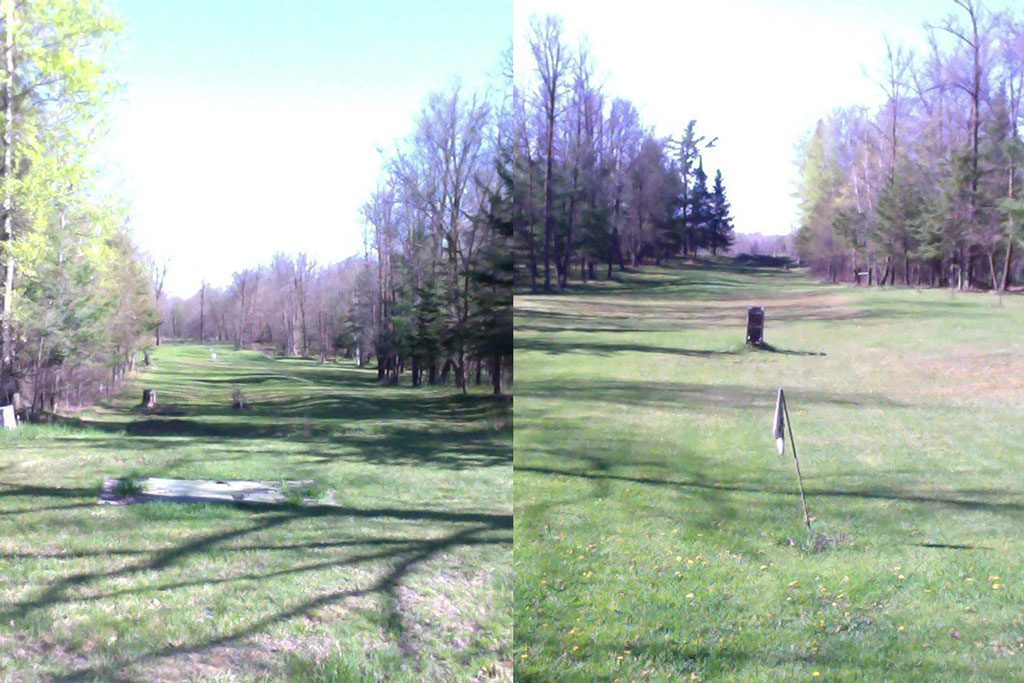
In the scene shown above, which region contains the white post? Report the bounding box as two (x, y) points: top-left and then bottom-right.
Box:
(0, 403), (16, 429)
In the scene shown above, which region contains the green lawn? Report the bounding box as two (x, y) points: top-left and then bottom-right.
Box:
(514, 261), (1024, 682)
(0, 344), (511, 681)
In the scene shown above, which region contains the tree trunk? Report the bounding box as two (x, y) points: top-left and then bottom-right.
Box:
(542, 90), (556, 292)
(491, 354), (502, 396)
(199, 282), (206, 342)
(1, 0), (16, 378)
(1002, 239), (1014, 291)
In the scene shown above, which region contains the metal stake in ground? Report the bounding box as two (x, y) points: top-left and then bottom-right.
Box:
(775, 388), (812, 534)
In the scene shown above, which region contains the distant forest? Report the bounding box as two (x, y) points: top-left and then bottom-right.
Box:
(0, 0), (513, 423)
(166, 80), (513, 396)
(513, 16), (736, 291)
(796, 0), (1024, 289)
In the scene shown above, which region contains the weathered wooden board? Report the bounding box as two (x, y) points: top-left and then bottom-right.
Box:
(98, 477), (321, 506)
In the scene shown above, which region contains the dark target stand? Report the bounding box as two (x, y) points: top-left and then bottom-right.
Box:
(746, 306), (765, 346)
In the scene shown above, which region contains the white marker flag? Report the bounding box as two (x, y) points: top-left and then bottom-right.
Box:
(773, 388), (786, 455)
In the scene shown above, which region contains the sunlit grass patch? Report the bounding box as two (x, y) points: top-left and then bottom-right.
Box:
(0, 344), (511, 680)
(514, 261), (1024, 681)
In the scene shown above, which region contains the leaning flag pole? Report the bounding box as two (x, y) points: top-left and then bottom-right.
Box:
(774, 388), (812, 535)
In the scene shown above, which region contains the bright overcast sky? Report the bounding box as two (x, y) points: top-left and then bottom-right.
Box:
(514, 0), (1019, 239)
(99, 0), (510, 296)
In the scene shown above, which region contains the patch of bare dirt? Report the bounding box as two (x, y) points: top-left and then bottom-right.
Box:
(886, 348), (1024, 404)
(121, 631), (339, 682)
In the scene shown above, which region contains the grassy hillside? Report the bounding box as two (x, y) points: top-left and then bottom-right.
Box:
(0, 344), (511, 681)
(514, 261), (1024, 681)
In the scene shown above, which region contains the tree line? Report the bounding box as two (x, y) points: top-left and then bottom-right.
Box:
(796, 0), (1024, 290)
(165, 79), (513, 396)
(159, 254), (370, 361)
(0, 1), (156, 419)
(514, 15), (735, 291)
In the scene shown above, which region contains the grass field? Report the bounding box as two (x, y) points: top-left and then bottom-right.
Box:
(0, 344), (511, 681)
(514, 261), (1024, 681)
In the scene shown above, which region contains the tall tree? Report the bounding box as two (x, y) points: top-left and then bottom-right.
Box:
(528, 15), (570, 292)
(708, 170), (735, 255)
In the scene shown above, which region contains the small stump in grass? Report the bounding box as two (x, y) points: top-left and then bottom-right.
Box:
(746, 306), (765, 346)
(231, 388), (248, 411)
(141, 389), (157, 409)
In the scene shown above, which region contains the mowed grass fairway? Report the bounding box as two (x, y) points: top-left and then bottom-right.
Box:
(514, 261), (1024, 681)
(0, 344), (511, 681)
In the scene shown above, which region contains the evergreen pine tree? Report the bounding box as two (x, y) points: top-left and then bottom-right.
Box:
(708, 170), (735, 255)
(688, 160), (711, 253)
(468, 147), (514, 395)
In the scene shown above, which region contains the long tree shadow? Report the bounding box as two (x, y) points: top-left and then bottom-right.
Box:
(48, 393), (512, 470)
(516, 465), (1024, 518)
(516, 337), (743, 358)
(58, 523), (508, 681)
(522, 378), (913, 411)
(2, 349), (511, 677)
(0, 481), (511, 680)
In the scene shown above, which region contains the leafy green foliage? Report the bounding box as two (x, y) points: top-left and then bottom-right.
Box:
(1, 0), (154, 414)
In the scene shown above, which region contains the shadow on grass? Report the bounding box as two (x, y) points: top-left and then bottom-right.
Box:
(754, 342), (827, 357)
(515, 337), (742, 358)
(48, 392), (511, 471)
(518, 636), (982, 683)
(522, 378), (911, 411)
(517, 464), (1024, 518)
(0, 480), (511, 680)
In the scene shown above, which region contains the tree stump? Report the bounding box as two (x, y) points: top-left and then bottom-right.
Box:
(746, 307), (765, 346)
(142, 389), (157, 409)
(231, 389), (246, 410)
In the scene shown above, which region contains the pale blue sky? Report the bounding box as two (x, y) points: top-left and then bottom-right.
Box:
(103, 1), (1018, 296)
(514, 0), (1020, 239)
(101, 1), (510, 295)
